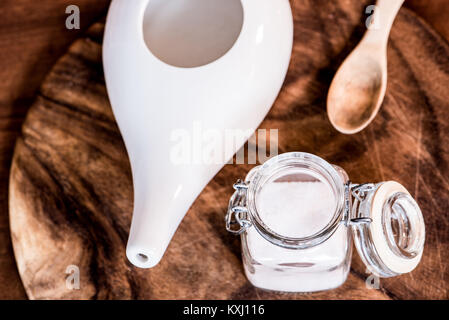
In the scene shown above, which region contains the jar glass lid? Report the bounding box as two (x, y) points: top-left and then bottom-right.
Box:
(351, 181), (425, 277)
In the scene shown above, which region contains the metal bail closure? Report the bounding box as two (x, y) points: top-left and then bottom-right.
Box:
(225, 179), (252, 235)
(351, 181), (425, 278)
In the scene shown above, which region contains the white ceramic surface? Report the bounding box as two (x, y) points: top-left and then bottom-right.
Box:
(103, 0), (293, 268)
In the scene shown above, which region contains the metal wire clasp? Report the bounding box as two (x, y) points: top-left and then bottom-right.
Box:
(225, 179), (252, 235)
(344, 182), (376, 226)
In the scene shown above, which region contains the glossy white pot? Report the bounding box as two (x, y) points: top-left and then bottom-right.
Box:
(103, 0), (293, 268)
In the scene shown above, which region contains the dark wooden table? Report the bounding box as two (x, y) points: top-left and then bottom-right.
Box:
(1, 0), (448, 300)
(0, 0), (109, 300)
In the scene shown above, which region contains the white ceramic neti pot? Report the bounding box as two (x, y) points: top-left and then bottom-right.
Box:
(103, 0), (293, 268)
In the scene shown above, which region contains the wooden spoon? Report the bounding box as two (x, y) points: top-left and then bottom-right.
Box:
(327, 0), (404, 134)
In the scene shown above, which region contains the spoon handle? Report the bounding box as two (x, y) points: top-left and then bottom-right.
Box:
(363, 0), (404, 46)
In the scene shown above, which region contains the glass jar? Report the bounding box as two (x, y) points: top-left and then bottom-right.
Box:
(225, 152), (425, 293)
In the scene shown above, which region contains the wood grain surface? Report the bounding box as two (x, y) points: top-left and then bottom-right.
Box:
(0, 0), (110, 299)
(7, 0), (449, 299)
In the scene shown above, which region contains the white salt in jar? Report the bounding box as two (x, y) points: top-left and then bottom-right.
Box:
(226, 152), (425, 292)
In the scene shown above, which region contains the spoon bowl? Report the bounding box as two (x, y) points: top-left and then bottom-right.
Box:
(327, 0), (404, 134)
(327, 53), (386, 134)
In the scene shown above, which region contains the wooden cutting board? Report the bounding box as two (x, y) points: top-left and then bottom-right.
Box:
(9, 0), (449, 299)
